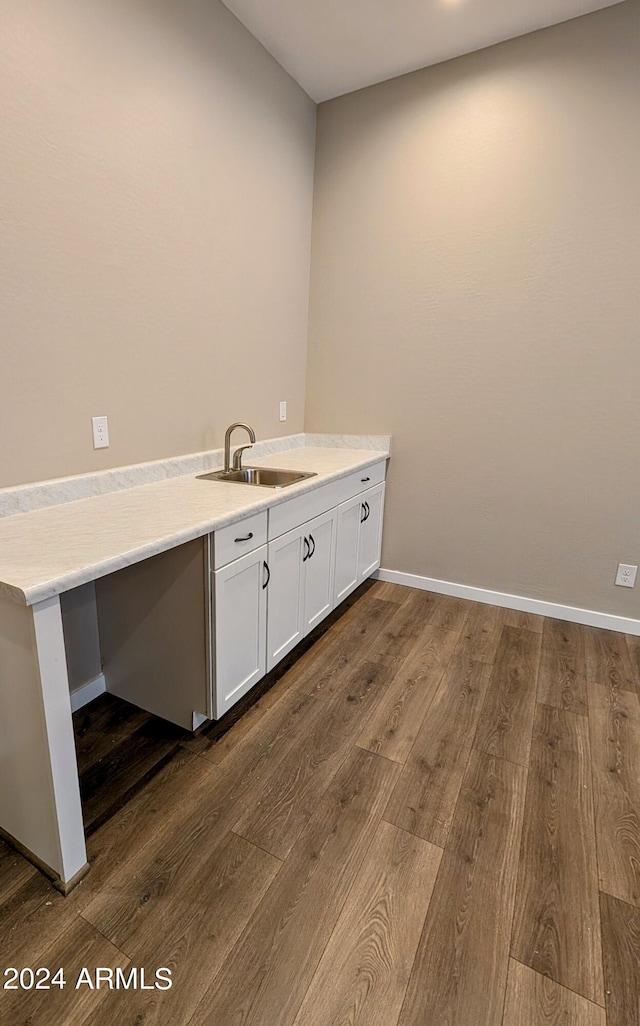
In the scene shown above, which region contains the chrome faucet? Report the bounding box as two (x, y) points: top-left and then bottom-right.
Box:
(224, 422), (256, 473)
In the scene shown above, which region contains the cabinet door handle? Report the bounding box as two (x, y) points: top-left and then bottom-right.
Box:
(364, 502), (371, 521)
(303, 536), (310, 562)
(360, 503), (367, 523)
(234, 531), (254, 543)
(361, 476), (370, 483)
(262, 561), (270, 589)
(308, 534), (316, 558)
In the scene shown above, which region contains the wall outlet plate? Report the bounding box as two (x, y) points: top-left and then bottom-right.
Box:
(92, 416), (109, 449)
(615, 563), (637, 588)
(279, 400), (287, 422)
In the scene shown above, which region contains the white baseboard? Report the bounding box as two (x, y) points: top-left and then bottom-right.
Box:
(374, 569), (640, 637)
(69, 673), (106, 713)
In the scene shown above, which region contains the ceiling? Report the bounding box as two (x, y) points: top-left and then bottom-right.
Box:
(221, 0), (626, 101)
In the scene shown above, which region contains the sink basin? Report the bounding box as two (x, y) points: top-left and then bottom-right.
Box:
(197, 467), (317, 489)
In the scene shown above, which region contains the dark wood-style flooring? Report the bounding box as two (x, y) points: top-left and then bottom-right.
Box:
(1, 580), (639, 1025)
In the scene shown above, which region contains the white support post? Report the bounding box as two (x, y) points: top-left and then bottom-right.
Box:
(0, 592), (87, 888)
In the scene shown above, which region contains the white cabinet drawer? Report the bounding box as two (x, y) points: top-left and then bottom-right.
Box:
(213, 510), (268, 569)
(268, 460), (387, 540)
(349, 461), (386, 493)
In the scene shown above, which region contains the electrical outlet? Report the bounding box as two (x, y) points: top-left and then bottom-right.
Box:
(615, 563), (637, 588)
(279, 401), (287, 422)
(92, 415), (109, 449)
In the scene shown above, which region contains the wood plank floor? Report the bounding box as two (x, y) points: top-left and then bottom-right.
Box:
(1, 580), (639, 1026)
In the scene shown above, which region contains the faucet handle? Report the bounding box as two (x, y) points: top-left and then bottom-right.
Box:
(232, 444), (253, 471)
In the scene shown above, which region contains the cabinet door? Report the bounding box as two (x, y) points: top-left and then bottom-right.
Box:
(303, 508), (337, 635)
(357, 482), (385, 582)
(213, 544), (267, 718)
(333, 494), (362, 605)
(266, 526), (305, 671)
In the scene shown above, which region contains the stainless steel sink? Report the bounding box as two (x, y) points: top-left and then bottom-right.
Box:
(197, 467), (317, 489)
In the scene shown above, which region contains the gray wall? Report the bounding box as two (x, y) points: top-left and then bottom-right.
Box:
(306, 1), (640, 617)
(0, 0), (315, 487)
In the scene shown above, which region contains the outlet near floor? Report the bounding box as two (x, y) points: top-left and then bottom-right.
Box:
(615, 563), (638, 588)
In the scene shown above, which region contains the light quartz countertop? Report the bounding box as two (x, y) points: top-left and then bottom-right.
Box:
(0, 444), (389, 606)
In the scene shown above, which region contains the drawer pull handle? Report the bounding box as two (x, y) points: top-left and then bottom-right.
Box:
(361, 477), (371, 483)
(235, 532), (254, 543)
(263, 561), (270, 589)
(308, 534), (316, 558)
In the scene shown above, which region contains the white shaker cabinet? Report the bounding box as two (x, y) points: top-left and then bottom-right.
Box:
(357, 481), (385, 582)
(301, 508), (337, 634)
(265, 526), (305, 670)
(333, 494), (361, 604)
(265, 507), (337, 671)
(212, 544), (268, 718)
(333, 481), (386, 605)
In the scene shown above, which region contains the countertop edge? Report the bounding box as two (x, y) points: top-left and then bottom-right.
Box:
(4, 449), (390, 607)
